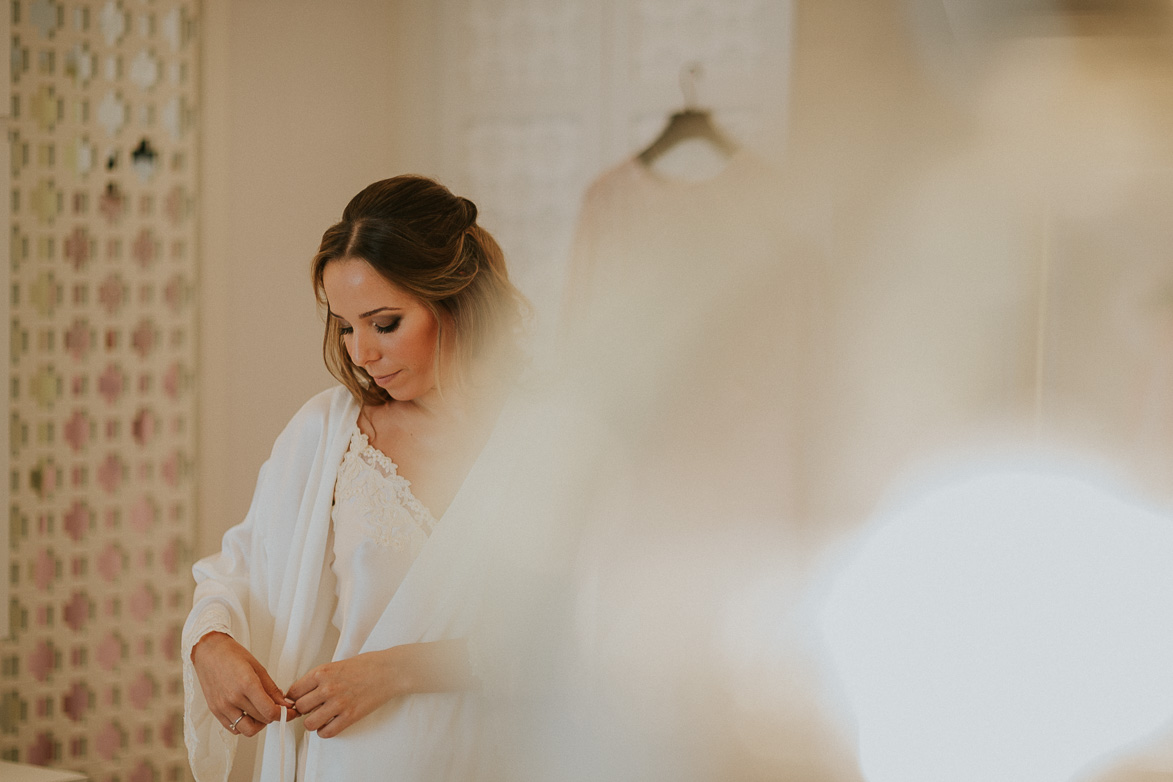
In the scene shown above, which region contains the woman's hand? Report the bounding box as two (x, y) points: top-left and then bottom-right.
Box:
(191, 631), (292, 738)
(287, 640), (474, 739)
(285, 649), (400, 738)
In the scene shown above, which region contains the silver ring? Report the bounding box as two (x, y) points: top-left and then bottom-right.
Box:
(229, 712), (246, 732)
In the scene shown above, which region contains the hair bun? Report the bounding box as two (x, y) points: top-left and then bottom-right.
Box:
(459, 197), (478, 230)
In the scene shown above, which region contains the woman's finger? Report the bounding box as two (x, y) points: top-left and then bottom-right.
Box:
(254, 661), (295, 716)
(234, 712), (262, 738)
(302, 703), (339, 734)
(239, 678), (281, 724)
(292, 687), (326, 721)
(285, 670), (318, 702)
(223, 709), (249, 736)
(317, 714), (349, 739)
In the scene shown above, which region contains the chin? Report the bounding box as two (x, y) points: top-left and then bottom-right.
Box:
(380, 383), (416, 402)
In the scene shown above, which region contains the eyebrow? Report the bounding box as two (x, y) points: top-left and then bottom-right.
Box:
(360, 307), (402, 319)
(329, 306), (403, 321)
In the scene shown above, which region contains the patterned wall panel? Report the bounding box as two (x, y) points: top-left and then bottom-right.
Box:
(439, 0), (601, 351)
(2, 0), (11, 640)
(629, 0), (768, 82)
(2, 2), (198, 781)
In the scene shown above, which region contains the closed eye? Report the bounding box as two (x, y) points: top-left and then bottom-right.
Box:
(374, 317), (401, 334)
(334, 316), (400, 336)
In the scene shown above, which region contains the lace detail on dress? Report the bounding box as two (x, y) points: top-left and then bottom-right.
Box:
(334, 427), (437, 552)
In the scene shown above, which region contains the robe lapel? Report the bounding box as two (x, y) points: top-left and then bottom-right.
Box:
(361, 393), (527, 651)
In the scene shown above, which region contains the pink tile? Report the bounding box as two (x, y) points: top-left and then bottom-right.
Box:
(64, 320), (92, 361)
(62, 592), (90, 632)
(163, 185), (187, 224)
(131, 228), (157, 267)
(62, 681), (90, 721)
(63, 410), (90, 451)
(33, 548), (56, 590)
(164, 274), (187, 312)
(160, 713), (177, 748)
(128, 759), (154, 782)
(161, 452), (180, 487)
(96, 632), (123, 672)
(128, 672), (154, 710)
(128, 584), (156, 622)
(97, 453), (124, 494)
(98, 182), (125, 225)
(98, 275), (125, 316)
(33, 461), (59, 499)
(27, 731), (54, 766)
(129, 496), (155, 533)
(131, 319), (156, 359)
(28, 640), (56, 682)
(96, 542), (123, 583)
(161, 625), (179, 661)
(163, 362), (182, 399)
(95, 720), (123, 761)
(132, 407), (156, 446)
(160, 538), (178, 574)
(63, 226), (92, 270)
(98, 363), (124, 405)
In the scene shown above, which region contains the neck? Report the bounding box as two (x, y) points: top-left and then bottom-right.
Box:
(403, 384), (464, 419)
(400, 367), (511, 424)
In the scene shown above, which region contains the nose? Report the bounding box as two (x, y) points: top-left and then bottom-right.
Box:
(347, 328), (380, 368)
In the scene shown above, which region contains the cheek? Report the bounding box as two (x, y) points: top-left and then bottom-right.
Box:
(408, 320), (440, 365)
(407, 332), (437, 367)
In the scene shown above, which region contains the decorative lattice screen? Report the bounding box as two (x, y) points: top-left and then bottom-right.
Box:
(2, 2), (199, 781)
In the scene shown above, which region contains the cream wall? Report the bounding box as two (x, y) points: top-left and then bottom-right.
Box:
(197, 0), (442, 555)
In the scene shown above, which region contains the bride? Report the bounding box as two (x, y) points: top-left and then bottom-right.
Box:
(182, 175), (527, 781)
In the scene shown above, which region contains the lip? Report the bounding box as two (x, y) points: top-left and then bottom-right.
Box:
(371, 370), (401, 386)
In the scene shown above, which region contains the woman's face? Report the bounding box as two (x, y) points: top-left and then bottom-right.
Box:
(322, 258), (443, 403)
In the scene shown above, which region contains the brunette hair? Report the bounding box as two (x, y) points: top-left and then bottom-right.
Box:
(311, 175), (527, 405)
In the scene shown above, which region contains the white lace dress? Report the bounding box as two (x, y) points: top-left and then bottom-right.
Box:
(188, 425), (437, 649)
(328, 426), (437, 657)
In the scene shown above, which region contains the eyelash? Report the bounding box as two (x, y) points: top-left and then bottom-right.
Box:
(338, 317), (401, 336)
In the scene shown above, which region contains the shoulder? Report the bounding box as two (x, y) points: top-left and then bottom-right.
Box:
(291, 385), (356, 424)
(270, 385), (359, 458)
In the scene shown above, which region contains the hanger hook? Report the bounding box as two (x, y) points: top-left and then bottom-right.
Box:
(680, 61), (702, 110)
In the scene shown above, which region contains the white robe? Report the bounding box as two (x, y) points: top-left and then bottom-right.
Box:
(182, 385), (523, 782)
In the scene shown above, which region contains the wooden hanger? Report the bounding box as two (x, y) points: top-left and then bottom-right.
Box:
(637, 62), (738, 167)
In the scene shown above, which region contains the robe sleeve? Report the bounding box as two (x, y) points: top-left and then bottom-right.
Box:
(182, 387), (353, 782)
(182, 457), (271, 782)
